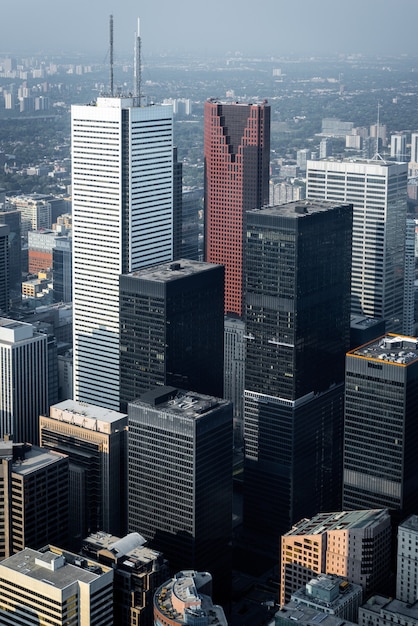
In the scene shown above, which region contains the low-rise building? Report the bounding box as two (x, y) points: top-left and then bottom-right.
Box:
(359, 595), (418, 626)
(291, 574), (363, 622)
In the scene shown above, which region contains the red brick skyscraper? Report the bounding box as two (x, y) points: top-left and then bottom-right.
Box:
(204, 99), (270, 316)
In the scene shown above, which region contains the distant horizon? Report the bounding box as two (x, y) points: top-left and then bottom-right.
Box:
(2, 0), (418, 59)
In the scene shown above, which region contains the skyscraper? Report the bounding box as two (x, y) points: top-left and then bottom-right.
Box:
(0, 225), (9, 314)
(40, 400), (128, 543)
(243, 201), (352, 543)
(128, 387), (232, 594)
(204, 99), (270, 316)
(0, 205), (21, 303)
(119, 259), (224, 410)
(0, 319), (48, 445)
(343, 334), (418, 519)
(397, 515), (418, 603)
(306, 158), (408, 333)
(72, 97), (173, 410)
(390, 133), (407, 161)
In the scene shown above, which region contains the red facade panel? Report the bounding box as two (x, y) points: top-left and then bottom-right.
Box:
(204, 100), (270, 316)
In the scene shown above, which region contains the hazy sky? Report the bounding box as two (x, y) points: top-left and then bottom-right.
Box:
(2, 0), (418, 58)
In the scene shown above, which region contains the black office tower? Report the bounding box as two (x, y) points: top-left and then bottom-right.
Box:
(119, 259), (224, 411)
(243, 201), (353, 546)
(128, 387), (233, 599)
(343, 334), (418, 521)
(0, 225), (9, 315)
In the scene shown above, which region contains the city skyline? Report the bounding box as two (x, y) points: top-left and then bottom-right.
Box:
(2, 1), (418, 57)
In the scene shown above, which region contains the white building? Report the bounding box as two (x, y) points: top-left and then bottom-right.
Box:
(409, 133), (418, 176)
(71, 97), (173, 409)
(8, 194), (51, 235)
(0, 547), (113, 626)
(0, 318), (48, 444)
(397, 515), (418, 604)
(306, 158), (408, 333)
(391, 133), (407, 161)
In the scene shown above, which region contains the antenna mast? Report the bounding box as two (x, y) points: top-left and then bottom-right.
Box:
(134, 17), (141, 105)
(110, 14), (114, 97)
(372, 102), (384, 161)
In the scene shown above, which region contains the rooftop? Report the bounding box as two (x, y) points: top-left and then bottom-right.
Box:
(84, 531), (163, 568)
(362, 595), (418, 619)
(399, 514), (418, 533)
(247, 200), (351, 219)
(126, 259), (222, 283)
(348, 334), (418, 366)
(285, 509), (389, 536)
(133, 386), (226, 420)
(12, 446), (67, 476)
(276, 600), (357, 626)
(0, 547), (107, 588)
(48, 399), (127, 431)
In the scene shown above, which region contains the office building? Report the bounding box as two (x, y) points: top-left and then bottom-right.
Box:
(0, 206), (21, 302)
(0, 441), (69, 556)
(320, 137), (332, 158)
(82, 531), (169, 626)
(27, 228), (61, 274)
(224, 315), (246, 442)
(53, 235), (72, 302)
(243, 201), (352, 542)
(0, 546), (113, 626)
(8, 193), (51, 235)
(397, 515), (418, 603)
(128, 387), (232, 594)
(290, 575), (363, 622)
(350, 315), (386, 350)
(119, 260), (224, 409)
(0, 225), (9, 314)
(359, 595), (418, 626)
(391, 133), (407, 161)
(72, 96), (173, 410)
(410, 133), (418, 176)
(40, 400), (128, 543)
(343, 334), (418, 518)
(154, 571), (228, 626)
(0, 318), (48, 444)
(280, 509), (391, 606)
(275, 602), (357, 626)
(204, 99), (270, 316)
(181, 186), (202, 261)
(306, 158), (408, 333)
(172, 147), (183, 261)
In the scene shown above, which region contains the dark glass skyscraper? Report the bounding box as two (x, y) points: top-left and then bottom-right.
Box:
(128, 386), (232, 598)
(204, 99), (270, 317)
(343, 334), (418, 521)
(243, 201), (353, 543)
(119, 259), (224, 411)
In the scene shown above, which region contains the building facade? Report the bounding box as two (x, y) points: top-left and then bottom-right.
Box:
(204, 99), (270, 316)
(0, 546), (113, 626)
(0, 318), (48, 444)
(0, 225), (9, 314)
(119, 260), (224, 410)
(306, 158), (408, 333)
(397, 515), (418, 604)
(243, 201), (352, 542)
(128, 387), (233, 595)
(280, 509), (391, 606)
(72, 97), (173, 410)
(343, 334), (418, 518)
(53, 235), (72, 303)
(0, 207), (21, 302)
(40, 400), (128, 542)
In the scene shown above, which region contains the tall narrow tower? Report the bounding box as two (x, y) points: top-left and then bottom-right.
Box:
(72, 22), (173, 409)
(204, 99), (270, 317)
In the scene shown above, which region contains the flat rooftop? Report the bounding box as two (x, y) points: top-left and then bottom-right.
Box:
(49, 399), (127, 425)
(350, 314), (384, 330)
(348, 334), (418, 366)
(133, 386), (227, 420)
(247, 200), (350, 219)
(362, 595), (418, 619)
(126, 259), (222, 283)
(12, 446), (66, 476)
(277, 601), (357, 626)
(399, 514), (418, 533)
(285, 509), (388, 536)
(85, 531), (162, 565)
(0, 548), (103, 588)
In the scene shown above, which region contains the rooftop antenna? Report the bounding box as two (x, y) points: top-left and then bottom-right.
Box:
(134, 17), (141, 105)
(372, 102), (384, 161)
(109, 14), (114, 97)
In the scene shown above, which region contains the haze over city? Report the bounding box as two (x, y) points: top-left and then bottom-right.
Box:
(2, 0), (418, 57)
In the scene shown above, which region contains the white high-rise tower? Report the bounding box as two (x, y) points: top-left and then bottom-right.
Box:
(306, 158), (408, 333)
(72, 23), (173, 409)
